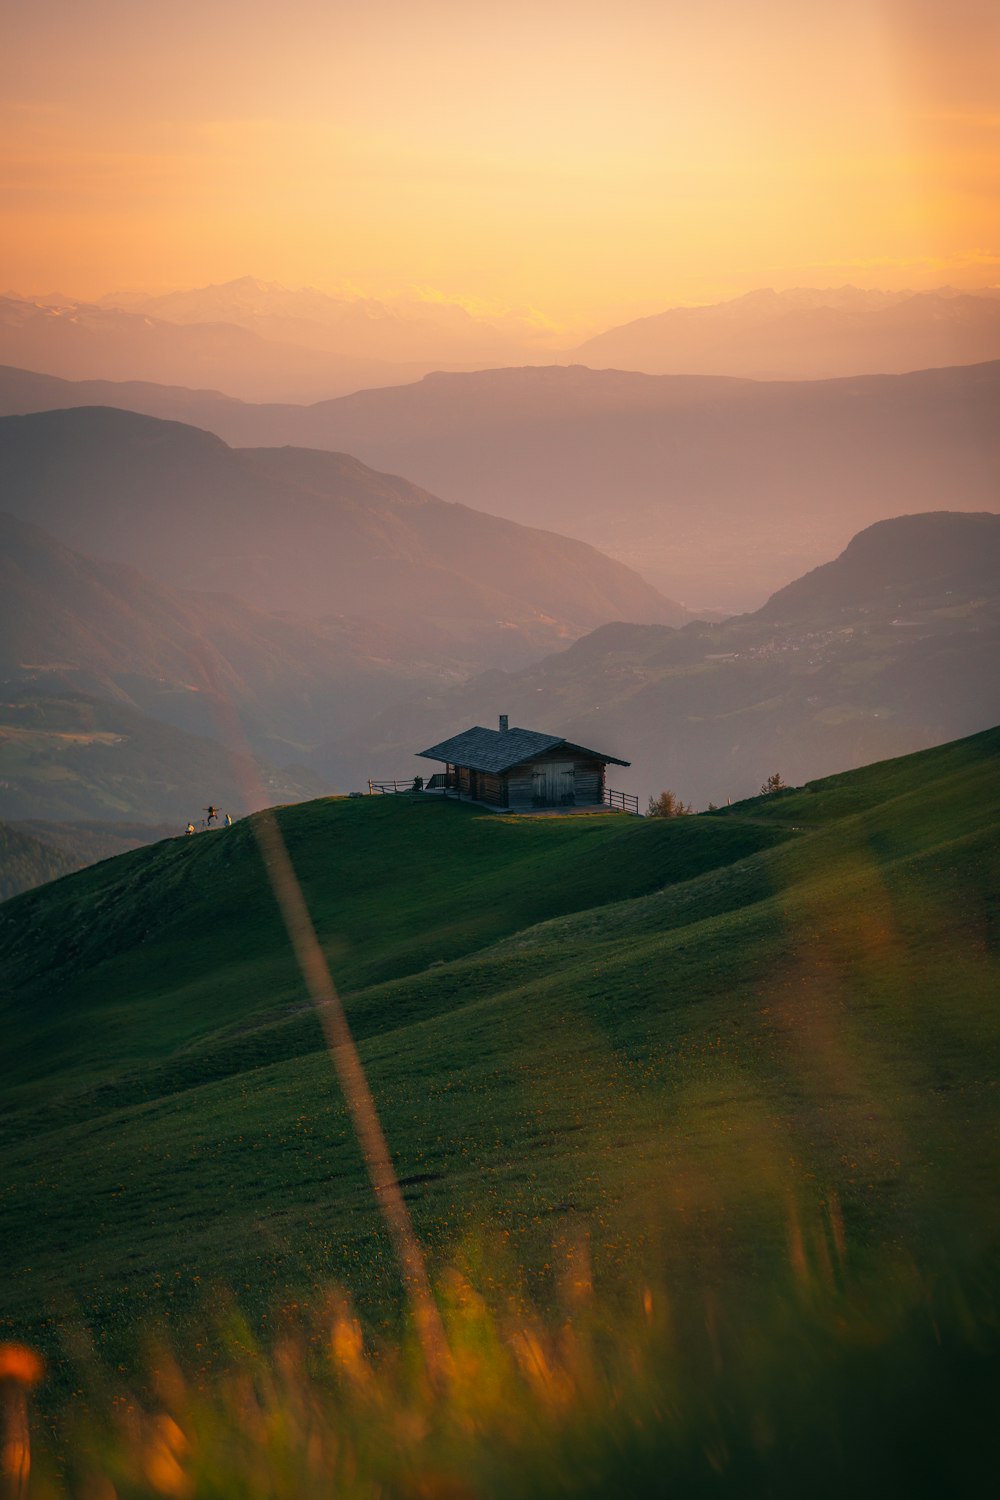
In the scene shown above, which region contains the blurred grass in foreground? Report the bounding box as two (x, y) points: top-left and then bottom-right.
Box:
(21, 1226), (1000, 1500)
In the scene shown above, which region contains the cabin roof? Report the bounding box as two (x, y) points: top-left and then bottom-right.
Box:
(417, 725), (630, 774)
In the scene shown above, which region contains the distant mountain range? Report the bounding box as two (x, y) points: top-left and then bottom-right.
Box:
(3, 499), (997, 839)
(0, 292), (402, 404)
(338, 513), (1000, 807)
(0, 406), (684, 653)
(0, 406), (687, 822)
(7, 281), (1000, 406)
(574, 286), (1000, 379)
(98, 276), (553, 365)
(3, 359), (997, 611)
(0, 278), (552, 403)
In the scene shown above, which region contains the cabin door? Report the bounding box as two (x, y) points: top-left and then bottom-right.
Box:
(533, 761), (575, 806)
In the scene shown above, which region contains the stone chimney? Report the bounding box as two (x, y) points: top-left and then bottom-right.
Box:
(499, 714), (509, 732)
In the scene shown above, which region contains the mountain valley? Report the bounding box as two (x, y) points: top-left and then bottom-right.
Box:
(340, 513), (1000, 806)
(3, 359), (997, 611)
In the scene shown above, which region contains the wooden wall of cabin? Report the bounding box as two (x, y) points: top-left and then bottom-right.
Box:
(573, 759), (605, 805)
(505, 769), (535, 809)
(478, 773), (507, 807)
(504, 752), (608, 808)
(448, 752), (612, 808)
(454, 766), (508, 806)
(469, 769), (507, 806)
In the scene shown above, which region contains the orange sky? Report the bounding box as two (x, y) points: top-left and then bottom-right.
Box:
(2, 0), (998, 333)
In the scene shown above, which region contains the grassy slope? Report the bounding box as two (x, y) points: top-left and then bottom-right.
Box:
(1, 728), (998, 1383)
(0, 821), (79, 901)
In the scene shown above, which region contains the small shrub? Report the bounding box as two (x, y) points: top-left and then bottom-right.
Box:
(647, 790), (692, 818)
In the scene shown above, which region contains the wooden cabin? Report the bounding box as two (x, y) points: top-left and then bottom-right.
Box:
(417, 717), (630, 811)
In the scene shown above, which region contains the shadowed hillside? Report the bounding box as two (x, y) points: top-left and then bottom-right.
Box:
(2, 727), (998, 1430)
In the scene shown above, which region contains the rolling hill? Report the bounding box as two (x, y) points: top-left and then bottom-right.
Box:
(0, 406), (687, 656)
(1, 726), (998, 1454)
(339, 513), (1000, 804)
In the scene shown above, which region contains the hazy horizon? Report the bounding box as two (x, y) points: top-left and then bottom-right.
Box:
(4, 1), (1000, 335)
(5, 276), (1000, 352)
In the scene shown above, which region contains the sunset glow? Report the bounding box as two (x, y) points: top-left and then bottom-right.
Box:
(3, 0), (999, 331)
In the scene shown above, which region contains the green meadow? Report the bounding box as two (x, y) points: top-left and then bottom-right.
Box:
(2, 728), (999, 1493)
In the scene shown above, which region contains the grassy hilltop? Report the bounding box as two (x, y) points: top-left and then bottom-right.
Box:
(2, 729), (999, 1490)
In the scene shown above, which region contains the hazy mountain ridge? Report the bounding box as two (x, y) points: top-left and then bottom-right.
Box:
(0, 406), (687, 655)
(759, 511), (1000, 619)
(574, 285), (1000, 379)
(0, 278), (553, 403)
(3, 358), (995, 610)
(0, 408), (687, 823)
(98, 276), (553, 365)
(0, 294), (411, 403)
(213, 360), (1000, 609)
(13, 280), (1000, 398)
(0, 362), (256, 427)
(340, 513), (1000, 805)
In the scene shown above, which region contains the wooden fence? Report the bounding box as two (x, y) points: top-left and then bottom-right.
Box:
(604, 787), (640, 815)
